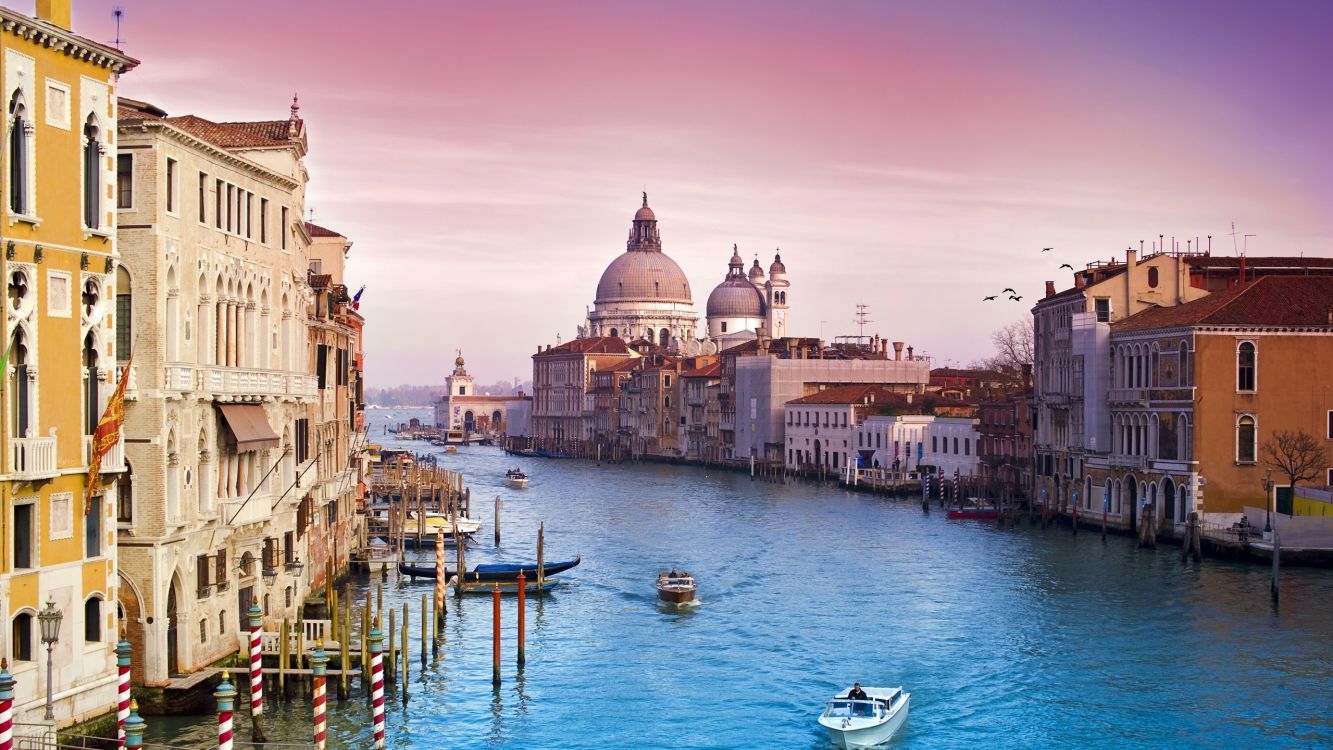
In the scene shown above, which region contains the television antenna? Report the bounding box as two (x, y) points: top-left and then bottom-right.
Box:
(854, 304), (872, 342)
(111, 7), (125, 48)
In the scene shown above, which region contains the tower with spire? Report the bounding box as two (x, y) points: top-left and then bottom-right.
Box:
(766, 250), (789, 338)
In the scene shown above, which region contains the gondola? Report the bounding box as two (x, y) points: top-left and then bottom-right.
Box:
(397, 555), (581, 582)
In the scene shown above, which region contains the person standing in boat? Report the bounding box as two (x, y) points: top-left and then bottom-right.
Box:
(848, 684), (868, 701)
(669, 567), (679, 577)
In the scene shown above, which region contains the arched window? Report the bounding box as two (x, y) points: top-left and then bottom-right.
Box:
(12, 611), (34, 661)
(9, 92), (29, 214)
(83, 115), (101, 228)
(8, 328), (30, 438)
(1237, 415), (1256, 463)
(1237, 341), (1256, 391)
(664, 375), (671, 388)
(609, 328), (618, 338)
(116, 460), (133, 523)
(1179, 340), (1190, 386)
(663, 396), (670, 409)
(85, 597), (102, 641)
(84, 332), (100, 436)
(116, 266), (133, 360)
(659, 328), (669, 347)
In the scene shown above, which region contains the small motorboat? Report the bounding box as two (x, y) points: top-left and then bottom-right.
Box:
(655, 570), (696, 604)
(445, 446), (458, 454)
(403, 511), (481, 536)
(946, 497), (1000, 520)
(819, 686), (910, 749)
(505, 468), (530, 488)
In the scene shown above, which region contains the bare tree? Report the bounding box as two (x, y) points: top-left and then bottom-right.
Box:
(1262, 429), (1330, 497)
(980, 317), (1034, 372)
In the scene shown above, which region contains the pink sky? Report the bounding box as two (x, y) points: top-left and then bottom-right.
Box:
(64, 0), (1333, 385)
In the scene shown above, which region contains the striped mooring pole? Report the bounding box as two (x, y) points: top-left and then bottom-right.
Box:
(311, 642), (329, 750)
(369, 621), (386, 749)
(116, 638), (132, 746)
(434, 529), (446, 626)
(215, 671), (237, 750)
(123, 700), (145, 749)
(247, 604), (264, 714)
(0, 659), (15, 750)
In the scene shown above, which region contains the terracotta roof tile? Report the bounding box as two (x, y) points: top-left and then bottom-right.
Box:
(162, 115), (298, 149)
(306, 221), (343, 238)
(1112, 275), (1333, 333)
(682, 362), (722, 378)
(786, 384), (913, 407)
(535, 337), (634, 357)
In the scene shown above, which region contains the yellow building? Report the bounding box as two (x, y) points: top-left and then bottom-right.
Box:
(0, 0), (137, 729)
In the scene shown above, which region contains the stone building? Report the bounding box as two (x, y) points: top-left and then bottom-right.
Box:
(433, 353), (531, 437)
(531, 337), (639, 443)
(704, 245), (790, 343)
(978, 392), (1034, 503)
(0, 0), (137, 725)
(783, 385), (916, 472)
(116, 96), (318, 684)
(681, 361), (722, 461)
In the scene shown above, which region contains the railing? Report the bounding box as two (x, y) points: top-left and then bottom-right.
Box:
(261, 619), (339, 653)
(1148, 387), (1196, 402)
(163, 363), (318, 400)
(8, 436), (57, 480)
(83, 434), (126, 473)
(1201, 522), (1251, 545)
(221, 496), (272, 527)
(115, 361), (138, 401)
(1108, 388), (1149, 404)
(1108, 454), (1147, 471)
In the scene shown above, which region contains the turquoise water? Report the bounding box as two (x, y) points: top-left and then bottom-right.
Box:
(147, 408), (1333, 749)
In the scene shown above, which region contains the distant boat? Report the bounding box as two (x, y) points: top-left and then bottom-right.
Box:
(655, 570), (696, 604)
(818, 686), (911, 749)
(506, 468), (530, 488)
(398, 555), (581, 582)
(946, 497), (1000, 520)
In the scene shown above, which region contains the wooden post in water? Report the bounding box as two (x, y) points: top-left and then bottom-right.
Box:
(330, 589), (339, 643)
(279, 618), (289, 698)
(423, 593), (433, 660)
(297, 618), (306, 673)
(339, 603), (350, 699)
(401, 618), (410, 701)
(377, 583), (384, 627)
(516, 571), (526, 668)
(387, 608), (396, 685)
(494, 495), (502, 547)
(492, 585), (502, 687)
(1271, 529), (1281, 605)
(537, 522), (545, 589)
(361, 601), (370, 694)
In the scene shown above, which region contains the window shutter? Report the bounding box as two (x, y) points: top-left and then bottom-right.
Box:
(316, 345), (328, 389)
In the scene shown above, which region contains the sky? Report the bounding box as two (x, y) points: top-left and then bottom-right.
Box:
(62, 0), (1333, 385)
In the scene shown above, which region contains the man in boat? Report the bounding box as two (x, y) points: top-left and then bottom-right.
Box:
(669, 567), (679, 577)
(847, 683), (868, 701)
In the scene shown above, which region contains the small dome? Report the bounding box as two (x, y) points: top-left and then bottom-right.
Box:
(596, 251), (692, 304)
(748, 258), (766, 283)
(634, 191), (655, 222)
(729, 244), (744, 269)
(769, 251), (786, 276)
(707, 276), (765, 318)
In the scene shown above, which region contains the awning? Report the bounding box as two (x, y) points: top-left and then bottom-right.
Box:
(217, 404), (281, 452)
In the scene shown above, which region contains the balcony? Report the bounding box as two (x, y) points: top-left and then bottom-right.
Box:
(1108, 388), (1148, 406)
(1109, 454), (1147, 471)
(115, 362), (138, 401)
(164, 364), (318, 401)
(221, 496), (272, 527)
(8, 436), (57, 480)
(84, 435), (126, 473)
(1148, 387), (1195, 403)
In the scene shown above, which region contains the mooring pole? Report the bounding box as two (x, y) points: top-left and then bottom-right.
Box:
(492, 586), (502, 687)
(215, 671), (237, 750)
(311, 643), (328, 750)
(517, 571), (527, 668)
(123, 701), (145, 749)
(115, 638), (132, 745)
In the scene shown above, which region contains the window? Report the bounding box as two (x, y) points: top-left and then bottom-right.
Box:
(1237, 415), (1256, 463)
(116, 266), (132, 360)
(198, 172), (207, 222)
(280, 206), (289, 249)
(199, 618), (208, 644)
(13, 503), (33, 569)
(315, 344), (328, 389)
(263, 538), (278, 575)
(1094, 298), (1110, 323)
(116, 468), (133, 523)
(12, 613), (33, 661)
(260, 199), (269, 243)
(116, 154), (133, 209)
(1237, 342), (1256, 391)
(1147, 267), (1159, 288)
(964, 438), (970, 456)
(196, 554), (211, 598)
(721, 322), (728, 333)
(284, 531), (295, 565)
(932, 435), (938, 453)
(954, 437), (959, 454)
(215, 548), (228, 591)
(225, 184), (233, 232)
(10, 93), (30, 214)
(85, 598), (101, 642)
(294, 418), (310, 463)
(220, 611), (228, 636)
(1327, 410), (1332, 440)
(214, 179), (222, 228)
(245, 192), (253, 238)
(86, 495), (102, 557)
(83, 116), (101, 228)
(165, 158), (178, 213)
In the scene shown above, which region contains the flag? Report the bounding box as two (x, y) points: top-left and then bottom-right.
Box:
(85, 355), (132, 513)
(351, 285), (365, 310)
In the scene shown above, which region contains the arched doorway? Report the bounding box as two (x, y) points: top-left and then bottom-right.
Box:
(491, 410), (502, 432)
(117, 572), (146, 685)
(1162, 478), (1176, 529)
(813, 440), (821, 468)
(659, 328), (669, 347)
(463, 410), (475, 433)
(166, 574), (181, 676)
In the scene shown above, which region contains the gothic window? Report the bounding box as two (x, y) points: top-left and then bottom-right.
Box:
(116, 266), (133, 360)
(1237, 341), (1256, 392)
(83, 115), (101, 228)
(1236, 415), (1256, 463)
(84, 332), (100, 435)
(8, 92), (29, 215)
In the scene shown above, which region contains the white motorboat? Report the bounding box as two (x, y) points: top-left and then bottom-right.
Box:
(403, 511), (481, 536)
(818, 686), (910, 749)
(505, 468), (530, 488)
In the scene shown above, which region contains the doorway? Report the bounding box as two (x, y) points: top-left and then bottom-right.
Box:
(166, 578), (181, 676)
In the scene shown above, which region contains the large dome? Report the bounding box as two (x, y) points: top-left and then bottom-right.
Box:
(706, 276), (764, 317)
(596, 251), (693, 304)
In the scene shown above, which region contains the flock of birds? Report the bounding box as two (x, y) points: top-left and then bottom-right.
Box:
(981, 246), (1074, 302)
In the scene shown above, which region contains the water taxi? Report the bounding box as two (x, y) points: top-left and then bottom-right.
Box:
(818, 685), (910, 749)
(655, 570), (696, 604)
(505, 468), (530, 488)
(403, 511), (481, 536)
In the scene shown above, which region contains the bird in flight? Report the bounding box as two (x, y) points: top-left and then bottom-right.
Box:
(1042, 247), (1053, 252)
(1001, 287), (1016, 294)
(1059, 263), (1073, 270)
(983, 295), (997, 301)
(1009, 295), (1023, 301)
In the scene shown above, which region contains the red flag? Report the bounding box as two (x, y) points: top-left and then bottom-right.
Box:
(85, 355), (132, 513)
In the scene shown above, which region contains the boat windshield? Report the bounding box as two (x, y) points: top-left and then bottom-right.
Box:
(823, 699), (882, 718)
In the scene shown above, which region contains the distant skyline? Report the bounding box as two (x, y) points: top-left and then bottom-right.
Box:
(73, 0), (1333, 385)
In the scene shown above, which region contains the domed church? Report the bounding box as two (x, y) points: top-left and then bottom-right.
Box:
(578, 194), (792, 354)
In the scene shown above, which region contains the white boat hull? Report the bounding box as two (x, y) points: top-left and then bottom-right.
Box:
(820, 693), (909, 749)
(506, 478), (529, 488)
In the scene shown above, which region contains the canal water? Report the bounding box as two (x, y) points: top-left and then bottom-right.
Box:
(148, 408), (1333, 749)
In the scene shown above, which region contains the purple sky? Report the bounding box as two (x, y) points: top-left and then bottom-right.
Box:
(66, 0), (1333, 385)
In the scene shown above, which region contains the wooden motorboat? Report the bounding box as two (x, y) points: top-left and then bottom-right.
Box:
(946, 498), (1000, 520)
(449, 575), (561, 595)
(398, 555), (581, 582)
(655, 570), (696, 604)
(403, 511), (481, 536)
(505, 468), (530, 488)
(818, 686), (911, 749)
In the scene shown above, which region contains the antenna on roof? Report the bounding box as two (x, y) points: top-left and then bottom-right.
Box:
(111, 6), (125, 48)
(854, 303), (872, 343)
(1229, 221), (1241, 256)
(1244, 234), (1256, 255)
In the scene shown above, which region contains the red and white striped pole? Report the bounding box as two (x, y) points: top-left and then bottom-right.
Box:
(369, 621), (386, 749)
(214, 671), (237, 750)
(311, 642), (329, 750)
(0, 659), (16, 750)
(434, 529), (446, 626)
(247, 604), (264, 716)
(115, 638), (132, 746)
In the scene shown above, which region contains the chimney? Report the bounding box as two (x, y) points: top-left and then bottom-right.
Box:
(1044, 280), (1056, 298)
(1074, 274), (1085, 290)
(1125, 246), (1138, 315)
(35, 0), (71, 30)
(907, 345), (914, 360)
(892, 341), (904, 361)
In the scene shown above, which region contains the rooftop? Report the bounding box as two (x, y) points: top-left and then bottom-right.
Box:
(1112, 275), (1333, 333)
(786, 384), (913, 407)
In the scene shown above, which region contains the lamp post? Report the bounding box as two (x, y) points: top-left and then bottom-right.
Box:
(1263, 467), (1274, 534)
(37, 597), (62, 724)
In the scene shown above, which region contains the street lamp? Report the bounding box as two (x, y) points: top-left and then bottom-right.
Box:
(37, 596), (62, 723)
(1263, 467), (1274, 534)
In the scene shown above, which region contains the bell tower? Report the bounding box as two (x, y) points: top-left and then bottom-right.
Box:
(766, 250), (789, 339)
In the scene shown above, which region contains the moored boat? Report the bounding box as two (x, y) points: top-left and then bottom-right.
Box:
(398, 555), (581, 581)
(505, 468), (530, 488)
(818, 686), (910, 749)
(946, 497), (1000, 520)
(403, 511), (481, 536)
(655, 570), (696, 604)
(449, 575), (561, 595)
